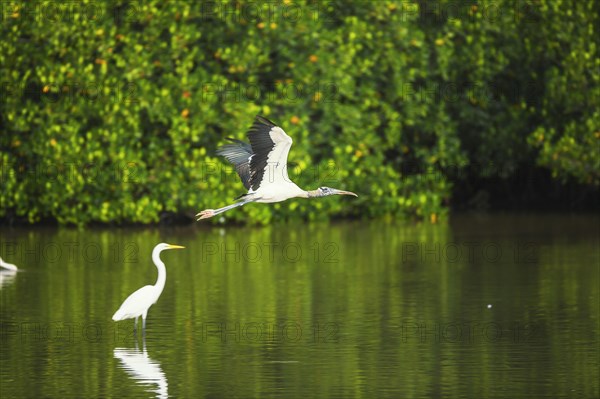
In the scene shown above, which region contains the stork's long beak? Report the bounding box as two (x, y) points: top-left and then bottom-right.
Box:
(167, 244), (185, 250)
(334, 189), (358, 197)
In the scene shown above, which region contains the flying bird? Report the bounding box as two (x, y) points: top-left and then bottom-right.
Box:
(196, 115), (358, 220)
(112, 243), (185, 334)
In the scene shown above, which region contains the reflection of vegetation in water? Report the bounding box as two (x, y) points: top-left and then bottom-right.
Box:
(0, 216), (598, 397)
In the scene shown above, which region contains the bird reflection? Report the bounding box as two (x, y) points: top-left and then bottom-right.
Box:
(0, 256), (18, 271)
(0, 269), (18, 289)
(114, 340), (168, 398)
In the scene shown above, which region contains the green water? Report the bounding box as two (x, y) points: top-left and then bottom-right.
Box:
(1, 214), (598, 398)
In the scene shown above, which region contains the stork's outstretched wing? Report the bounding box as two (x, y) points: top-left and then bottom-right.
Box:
(216, 116), (293, 192)
(246, 115), (293, 190)
(216, 138), (253, 190)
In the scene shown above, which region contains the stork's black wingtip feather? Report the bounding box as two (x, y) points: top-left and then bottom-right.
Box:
(255, 115), (277, 127)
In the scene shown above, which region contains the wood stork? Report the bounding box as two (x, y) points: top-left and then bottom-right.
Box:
(196, 115), (358, 220)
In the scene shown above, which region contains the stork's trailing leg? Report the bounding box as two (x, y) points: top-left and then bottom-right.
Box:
(196, 198), (257, 220)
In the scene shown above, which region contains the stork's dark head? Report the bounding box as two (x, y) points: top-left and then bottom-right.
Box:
(316, 186), (358, 198)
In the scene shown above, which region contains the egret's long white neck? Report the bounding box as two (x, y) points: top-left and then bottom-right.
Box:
(151, 247), (167, 292)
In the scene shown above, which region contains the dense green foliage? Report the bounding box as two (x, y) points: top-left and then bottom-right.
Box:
(1, 0), (598, 225)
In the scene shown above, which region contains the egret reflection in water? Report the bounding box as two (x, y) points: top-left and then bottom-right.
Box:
(0, 269), (18, 289)
(0, 257), (18, 271)
(114, 342), (168, 399)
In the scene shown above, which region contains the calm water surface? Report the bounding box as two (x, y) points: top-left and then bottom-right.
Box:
(1, 214), (598, 398)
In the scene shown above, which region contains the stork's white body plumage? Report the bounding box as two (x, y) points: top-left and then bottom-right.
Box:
(196, 116), (357, 220)
(252, 182), (306, 203)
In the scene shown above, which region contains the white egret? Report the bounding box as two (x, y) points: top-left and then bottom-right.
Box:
(0, 256), (18, 271)
(112, 243), (185, 333)
(196, 115), (358, 220)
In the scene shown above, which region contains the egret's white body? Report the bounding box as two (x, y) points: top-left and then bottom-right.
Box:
(0, 257), (18, 271)
(112, 243), (184, 332)
(197, 116), (357, 220)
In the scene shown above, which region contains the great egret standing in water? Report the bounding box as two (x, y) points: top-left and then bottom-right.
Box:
(112, 243), (185, 333)
(0, 257), (18, 271)
(196, 115), (358, 220)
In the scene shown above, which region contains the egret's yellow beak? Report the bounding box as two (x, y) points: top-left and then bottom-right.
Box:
(167, 244), (185, 250)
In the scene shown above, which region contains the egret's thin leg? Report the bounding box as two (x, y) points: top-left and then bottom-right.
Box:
(196, 198), (258, 220)
(134, 317), (138, 334)
(142, 310), (148, 334)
